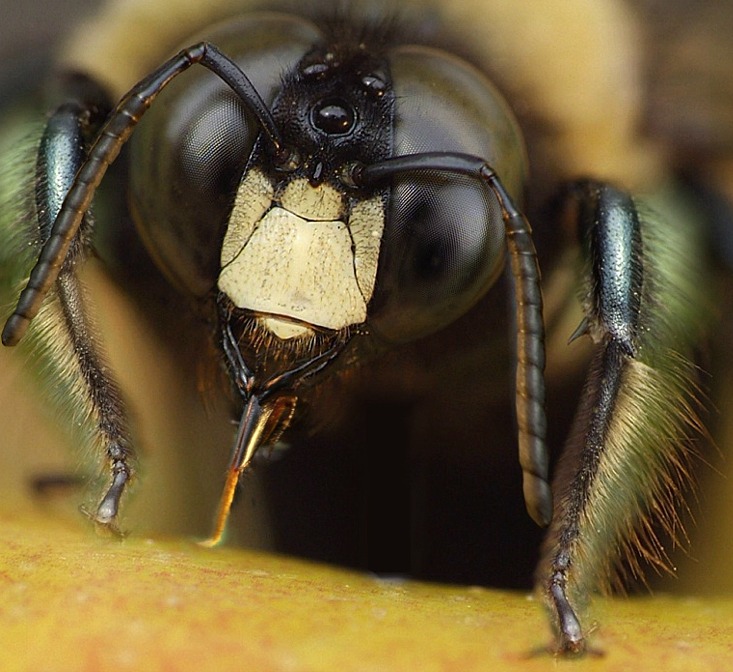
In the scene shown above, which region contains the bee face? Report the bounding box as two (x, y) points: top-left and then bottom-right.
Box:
(0, 0), (726, 656)
(128, 11), (525, 356)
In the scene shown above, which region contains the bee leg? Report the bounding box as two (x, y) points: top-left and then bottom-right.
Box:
(58, 270), (133, 532)
(537, 180), (701, 654)
(35, 75), (134, 533)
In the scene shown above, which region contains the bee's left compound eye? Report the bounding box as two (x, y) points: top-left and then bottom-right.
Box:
(368, 46), (528, 344)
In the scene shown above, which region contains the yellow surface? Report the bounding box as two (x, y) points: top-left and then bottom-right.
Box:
(1, 508), (732, 672)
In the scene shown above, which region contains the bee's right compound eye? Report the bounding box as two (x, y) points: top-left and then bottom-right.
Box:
(367, 46), (528, 345)
(129, 14), (321, 298)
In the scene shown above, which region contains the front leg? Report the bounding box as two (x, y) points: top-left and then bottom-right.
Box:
(538, 181), (705, 653)
(29, 74), (135, 532)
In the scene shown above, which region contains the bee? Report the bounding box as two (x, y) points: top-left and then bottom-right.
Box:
(0, 0), (722, 655)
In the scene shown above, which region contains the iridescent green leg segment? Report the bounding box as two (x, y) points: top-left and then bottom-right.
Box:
(3, 75), (135, 532)
(538, 181), (705, 653)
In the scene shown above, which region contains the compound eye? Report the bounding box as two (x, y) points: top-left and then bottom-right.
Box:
(368, 46), (527, 344)
(370, 172), (507, 343)
(129, 14), (321, 297)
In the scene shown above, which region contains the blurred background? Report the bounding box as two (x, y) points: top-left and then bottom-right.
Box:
(0, 0), (100, 82)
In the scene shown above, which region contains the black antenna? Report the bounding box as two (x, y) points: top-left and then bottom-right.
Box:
(2, 42), (285, 347)
(355, 152), (551, 526)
